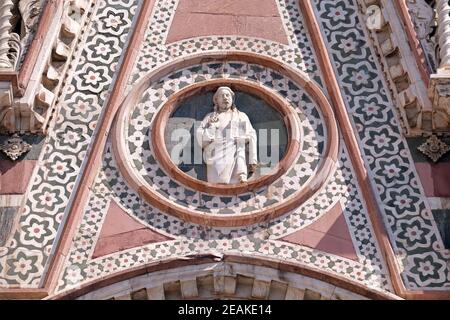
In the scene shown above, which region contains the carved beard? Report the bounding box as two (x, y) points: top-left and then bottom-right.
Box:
(211, 104), (237, 123)
(214, 103), (236, 113)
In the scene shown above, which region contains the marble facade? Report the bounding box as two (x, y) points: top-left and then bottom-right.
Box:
(0, 0), (448, 300)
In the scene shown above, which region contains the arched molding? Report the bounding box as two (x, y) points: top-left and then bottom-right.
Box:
(50, 255), (400, 300)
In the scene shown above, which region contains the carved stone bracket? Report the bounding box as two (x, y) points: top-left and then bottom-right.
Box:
(427, 0), (450, 135)
(417, 134), (450, 162)
(0, 133), (31, 160)
(429, 74), (450, 132)
(360, 0), (450, 137)
(359, 0), (433, 136)
(0, 80), (13, 106)
(435, 0), (450, 71)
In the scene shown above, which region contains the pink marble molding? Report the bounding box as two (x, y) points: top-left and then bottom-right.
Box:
(151, 78), (301, 195)
(112, 51), (339, 227)
(165, 0), (289, 45)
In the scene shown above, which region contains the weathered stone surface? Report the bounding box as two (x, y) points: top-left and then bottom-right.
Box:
(166, 0), (288, 44)
(130, 288), (148, 300)
(251, 279), (271, 299)
(303, 288), (321, 300)
(180, 279), (199, 298)
(147, 286), (165, 300)
(285, 287), (305, 300)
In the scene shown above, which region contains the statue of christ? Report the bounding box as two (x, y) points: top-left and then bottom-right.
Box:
(196, 87), (258, 184)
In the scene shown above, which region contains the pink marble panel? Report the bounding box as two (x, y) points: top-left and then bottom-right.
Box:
(414, 162), (435, 197)
(432, 163), (450, 197)
(92, 200), (172, 258)
(280, 202), (358, 261)
(0, 160), (37, 194)
(166, 0), (289, 44)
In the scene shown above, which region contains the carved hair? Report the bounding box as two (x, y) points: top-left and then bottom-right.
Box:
(213, 86), (236, 111)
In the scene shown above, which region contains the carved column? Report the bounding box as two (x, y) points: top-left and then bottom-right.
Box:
(436, 0), (450, 71)
(0, 0), (14, 68)
(427, 0), (450, 137)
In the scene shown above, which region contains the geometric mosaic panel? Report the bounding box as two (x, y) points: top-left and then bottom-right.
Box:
(313, 0), (450, 289)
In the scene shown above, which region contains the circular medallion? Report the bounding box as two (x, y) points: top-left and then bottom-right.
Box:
(112, 52), (339, 227)
(152, 79), (301, 195)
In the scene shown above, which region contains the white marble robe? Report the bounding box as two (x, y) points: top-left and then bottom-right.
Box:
(196, 109), (257, 184)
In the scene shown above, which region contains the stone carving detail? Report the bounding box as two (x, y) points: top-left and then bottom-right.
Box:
(361, 0), (450, 136)
(359, 0), (429, 136)
(417, 134), (450, 162)
(0, 133), (31, 160)
(407, 0), (437, 72)
(19, 0), (42, 32)
(0, 0), (39, 70)
(435, 0), (450, 71)
(78, 262), (373, 300)
(0, 0), (90, 134)
(18, 0), (44, 48)
(196, 87), (258, 184)
(429, 79), (450, 130)
(0, 0), (16, 68)
(429, 0), (450, 134)
(8, 32), (21, 68)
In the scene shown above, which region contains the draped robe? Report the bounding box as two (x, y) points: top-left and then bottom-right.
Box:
(196, 109), (257, 184)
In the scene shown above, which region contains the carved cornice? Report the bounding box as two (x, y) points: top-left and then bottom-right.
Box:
(358, 0), (450, 138)
(0, 0), (92, 134)
(435, 0), (450, 71)
(359, 0), (433, 137)
(423, 0), (450, 135)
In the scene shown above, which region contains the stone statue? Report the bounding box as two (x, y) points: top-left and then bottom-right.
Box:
(407, 0), (437, 70)
(196, 87), (258, 184)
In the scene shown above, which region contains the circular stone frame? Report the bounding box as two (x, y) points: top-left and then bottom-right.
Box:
(112, 52), (339, 227)
(152, 79), (301, 196)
